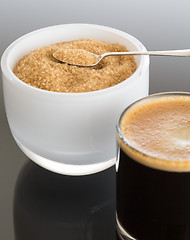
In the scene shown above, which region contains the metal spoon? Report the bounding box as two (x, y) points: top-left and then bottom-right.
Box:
(52, 48), (190, 67)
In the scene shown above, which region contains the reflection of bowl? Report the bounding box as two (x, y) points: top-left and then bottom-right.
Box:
(1, 24), (149, 175)
(14, 161), (116, 240)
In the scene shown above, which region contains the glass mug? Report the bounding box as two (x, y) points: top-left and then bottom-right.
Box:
(116, 92), (190, 240)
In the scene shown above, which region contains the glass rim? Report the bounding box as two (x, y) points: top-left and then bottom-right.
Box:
(116, 91), (190, 172)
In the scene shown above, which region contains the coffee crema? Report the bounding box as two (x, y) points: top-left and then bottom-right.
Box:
(119, 94), (190, 172)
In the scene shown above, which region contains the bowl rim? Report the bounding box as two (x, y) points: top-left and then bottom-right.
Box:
(1, 23), (150, 97)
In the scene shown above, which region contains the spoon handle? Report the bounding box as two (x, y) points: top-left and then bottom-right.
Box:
(102, 49), (190, 58)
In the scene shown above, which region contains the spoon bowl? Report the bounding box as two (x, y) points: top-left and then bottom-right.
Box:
(52, 49), (101, 67)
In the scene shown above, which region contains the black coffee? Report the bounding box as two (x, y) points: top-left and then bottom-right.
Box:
(117, 94), (190, 240)
(117, 148), (190, 240)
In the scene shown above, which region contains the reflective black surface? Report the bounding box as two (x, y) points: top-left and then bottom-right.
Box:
(14, 160), (117, 240)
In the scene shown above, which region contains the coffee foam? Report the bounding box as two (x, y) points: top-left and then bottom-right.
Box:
(119, 94), (190, 172)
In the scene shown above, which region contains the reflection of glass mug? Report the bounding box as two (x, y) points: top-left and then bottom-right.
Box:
(1, 24), (149, 175)
(116, 92), (190, 240)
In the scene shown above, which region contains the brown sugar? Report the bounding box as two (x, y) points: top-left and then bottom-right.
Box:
(13, 39), (137, 93)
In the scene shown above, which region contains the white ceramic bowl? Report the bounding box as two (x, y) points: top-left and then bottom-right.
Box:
(1, 24), (149, 175)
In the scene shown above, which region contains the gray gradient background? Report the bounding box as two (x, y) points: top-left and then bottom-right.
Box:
(0, 0), (190, 239)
